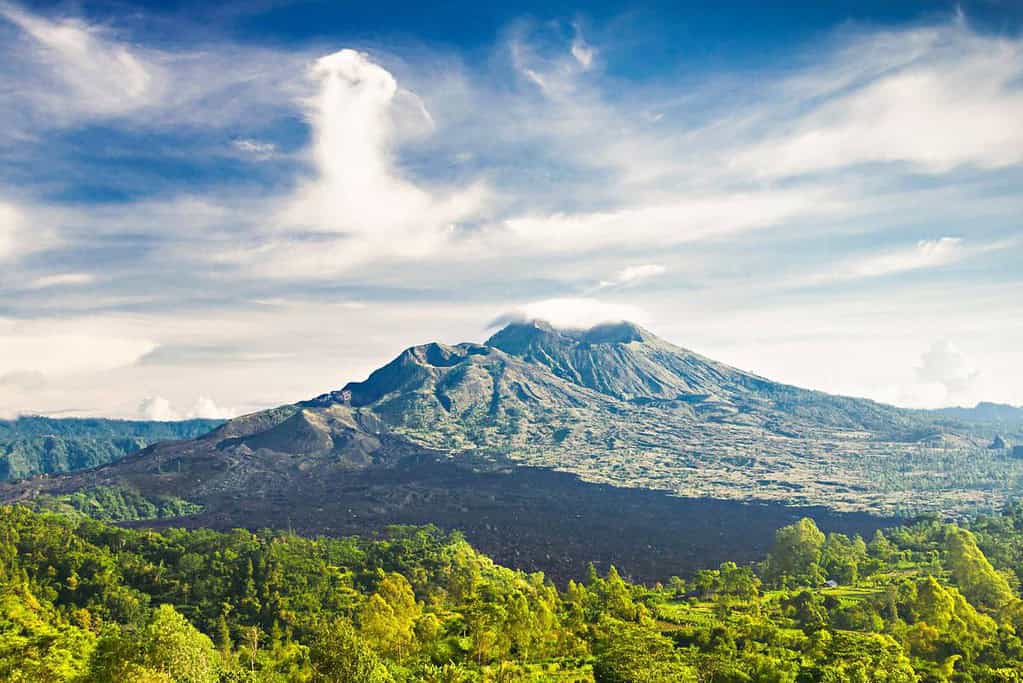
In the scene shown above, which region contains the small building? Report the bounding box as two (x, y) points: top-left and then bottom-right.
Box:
(823, 580), (839, 588)
(990, 435), (1007, 450)
(1013, 445), (1023, 459)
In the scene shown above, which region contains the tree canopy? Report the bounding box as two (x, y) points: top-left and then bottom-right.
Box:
(4, 503), (1023, 681)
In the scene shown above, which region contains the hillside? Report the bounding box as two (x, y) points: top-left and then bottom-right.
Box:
(0, 416), (223, 481)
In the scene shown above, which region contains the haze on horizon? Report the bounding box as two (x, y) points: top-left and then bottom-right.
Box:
(0, 0), (1021, 420)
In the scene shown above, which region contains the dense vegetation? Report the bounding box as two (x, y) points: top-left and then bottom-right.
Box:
(5, 504), (1023, 681)
(0, 417), (222, 481)
(27, 486), (204, 522)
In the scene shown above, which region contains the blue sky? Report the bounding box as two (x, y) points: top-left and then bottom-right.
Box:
(0, 0), (1021, 419)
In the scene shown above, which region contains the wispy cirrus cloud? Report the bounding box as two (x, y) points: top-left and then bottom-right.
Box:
(0, 1), (159, 120)
(232, 138), (278, 158)
(487, 187), (845, 255)
(732, 23), (1023, 176)
(27, 273), (96, 289)
(597, 264), (667, 289)
(793, 236), (1018, 287)
(839, 237), (967, 280)
(0, 1), (307, 140)
(0, 201), (22, 260)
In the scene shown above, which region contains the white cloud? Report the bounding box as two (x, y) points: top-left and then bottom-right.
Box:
(803, 237), (964, 285)
(845, 237), (965, 279)
(0, 198), (66, 266)
(734, 24), (1023, 176)
(508, 25), (597, 99)
(794, 236), (1018, 287)
(916, 340), (980, 396)
(570, 35), (595, 70)
(138, 395), (232, 421)
(492, 188), (843, 253)
(27, 272), (95, 289)
(616, 263), (665, 283)
(0, 319), (155, 377)
(598, 264), (666, 289)
(508, 297), (649, 330)
(0, 3), (311, 140)
(0, 201), (21, 260)
(0, 2), (160, 119)
(189, 396), (231, 419)
(0, 370), (46, 391)
(138, 395), (179, 421)
(232, 138), (277, 158)
(248, 49), (488, 276)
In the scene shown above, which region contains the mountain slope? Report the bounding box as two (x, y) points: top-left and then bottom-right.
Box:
(485, 320), (926, 433)
(0, 320), (1011, 554)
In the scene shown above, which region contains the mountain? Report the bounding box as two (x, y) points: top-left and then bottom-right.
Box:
(306, 320), (932, 453)
(0, 320), (1011, 580)
(0, 416), (224, 481)
(934, 402), (1023, 427)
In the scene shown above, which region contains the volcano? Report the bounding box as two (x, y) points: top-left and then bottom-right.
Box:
(0, 320), (994, 580)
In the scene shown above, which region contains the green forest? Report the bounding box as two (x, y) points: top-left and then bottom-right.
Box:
(5, 503), (1023, 682)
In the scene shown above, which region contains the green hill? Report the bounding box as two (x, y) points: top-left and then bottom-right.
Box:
(0, 416), (223, 481)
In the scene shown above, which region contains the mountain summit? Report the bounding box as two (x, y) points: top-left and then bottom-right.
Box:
(486, 319), (757, 403)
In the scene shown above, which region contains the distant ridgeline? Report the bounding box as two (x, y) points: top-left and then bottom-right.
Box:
(934, 402), (1023, 428)
(0, 416), (223, 481)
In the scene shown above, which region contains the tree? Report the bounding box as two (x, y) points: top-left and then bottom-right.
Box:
(691, 569), (719, 599)
(765, 518), (826, 587)
(359, 573), (420, 660)
(602, 566), (637, 620)
(592, 617), (698, 683)
(945, 526), (1015, 609)
(309, 617), (391, 683)
(0, 586), (95, 682)
(718, 562), (760, 603)
(87, 605), (218, 683)
(143, 605), (220, 683)
(821, 532), (864, 585)
(787, 590), (827, 633)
